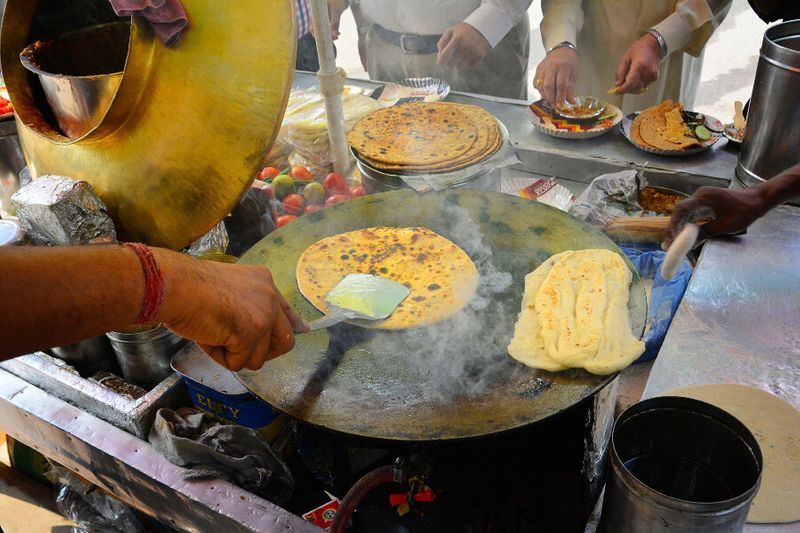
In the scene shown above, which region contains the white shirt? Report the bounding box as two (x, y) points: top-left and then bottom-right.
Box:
(357, 0), (532, 48)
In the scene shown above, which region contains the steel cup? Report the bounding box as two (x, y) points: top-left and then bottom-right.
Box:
(106, 325), (186, 389)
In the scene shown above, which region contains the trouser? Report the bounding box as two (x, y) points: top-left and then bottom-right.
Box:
(365, 18), (530, 100)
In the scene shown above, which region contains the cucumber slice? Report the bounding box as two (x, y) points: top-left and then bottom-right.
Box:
(694, 125), (711, 141)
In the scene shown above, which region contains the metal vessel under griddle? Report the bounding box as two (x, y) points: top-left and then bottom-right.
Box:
(238, 190), (646, 443)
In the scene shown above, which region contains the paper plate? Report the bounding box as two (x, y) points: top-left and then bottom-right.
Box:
(374, 77), (450, 106)
(621, 111), (726, 156)
(528, 99), (622, 140)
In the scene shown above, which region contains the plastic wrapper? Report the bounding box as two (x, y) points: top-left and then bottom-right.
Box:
(568, 170), (646, 227)
(276, 89), (382, 172)
(502, 176), (576, 211)
(10, 175), (117, 245)
(46, 464), (143, 533)
(622, 246), (693, 362)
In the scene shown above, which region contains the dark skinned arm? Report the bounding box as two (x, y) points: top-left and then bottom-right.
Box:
(0, 245), (307, 371)
(666, 163), (800, 244)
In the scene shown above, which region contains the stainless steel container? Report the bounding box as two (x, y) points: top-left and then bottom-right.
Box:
(359, 162), (501, 194)
(19, 22), (129, 140)
(737, 20), (800, 186)
(106, 326), (186, 389)
(599, 396), (762, 533)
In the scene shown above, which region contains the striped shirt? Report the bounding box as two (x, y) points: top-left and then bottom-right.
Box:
(295, 0), (312, 37)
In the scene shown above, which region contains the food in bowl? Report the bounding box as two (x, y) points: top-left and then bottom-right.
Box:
(638, 186), (686, 215)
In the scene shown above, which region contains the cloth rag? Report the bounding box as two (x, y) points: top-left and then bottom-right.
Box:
(108, 0), (188, 47)
(149, 407), (294, 504)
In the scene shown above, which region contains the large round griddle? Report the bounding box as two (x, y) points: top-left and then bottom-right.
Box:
(238, 190), (646, 442)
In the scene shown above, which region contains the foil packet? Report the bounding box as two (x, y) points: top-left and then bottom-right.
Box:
(186, 220), (229, 257)
(11, 175), (117, 245)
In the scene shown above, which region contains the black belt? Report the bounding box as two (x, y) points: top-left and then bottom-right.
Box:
(372, 23), (441, 55)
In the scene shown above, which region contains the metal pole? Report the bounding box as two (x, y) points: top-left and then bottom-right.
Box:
(308, 0), (351, 179)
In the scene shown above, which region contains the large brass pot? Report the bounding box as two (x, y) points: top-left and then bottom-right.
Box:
(1, 0), (296, 249)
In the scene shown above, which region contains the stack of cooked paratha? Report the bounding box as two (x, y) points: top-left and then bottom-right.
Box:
(630, 99), (701, 151)
(347, 102), (502, 174)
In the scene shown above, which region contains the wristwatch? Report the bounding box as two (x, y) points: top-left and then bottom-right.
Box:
(547, 41), (577, 55)
(647, 29), (668, 61)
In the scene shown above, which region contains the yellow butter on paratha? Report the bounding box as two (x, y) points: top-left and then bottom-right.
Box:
(296, 227), (479, 329)
(508, 249), (644, 375)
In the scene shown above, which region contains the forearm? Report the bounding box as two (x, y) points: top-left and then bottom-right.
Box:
(754, 163), (800, 213)
(651, 0), (731, 57)
(0, 245), (189, 360)
(465, 0), (532, 48)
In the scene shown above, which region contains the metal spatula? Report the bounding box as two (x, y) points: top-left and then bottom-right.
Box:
(308, 274), (411, 330)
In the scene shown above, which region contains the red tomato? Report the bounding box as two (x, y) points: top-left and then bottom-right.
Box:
(276, 214), (297, 227)
(289, 165), (314, 182)
(282, 193), (306, 215)
(323, 172), (349, 196)
(351, 185), (365, 198)
(303, 204), (322, 214)
(258, 166), (280, 180)
(325, 194), (349, 207)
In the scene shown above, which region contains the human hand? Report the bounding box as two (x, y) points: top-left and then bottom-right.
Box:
(665, 187), (767, 246)
(327, 0), (347, 40)
(533, 46), (579, 107)
(158, 253), (308, 371)
(613, 34), (661, 95)
(437, 23), (491, 70)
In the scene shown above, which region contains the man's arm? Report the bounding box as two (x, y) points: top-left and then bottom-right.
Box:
(534, 0), (583, 105)
(0, 245), (307, 371)
(614, 0), (732, 94)
(666, 163), (800, 243)
(437, 0), (533, 69)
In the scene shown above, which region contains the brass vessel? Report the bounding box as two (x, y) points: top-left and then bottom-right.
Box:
(1, 0), (296, 249)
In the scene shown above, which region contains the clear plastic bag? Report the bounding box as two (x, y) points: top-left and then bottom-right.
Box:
(276, 89), (381, 171)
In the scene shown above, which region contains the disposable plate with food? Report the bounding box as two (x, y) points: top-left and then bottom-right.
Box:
(374, 77), (450, 106)
(528, 99), (622, 140)
(621, 111), (725, 156)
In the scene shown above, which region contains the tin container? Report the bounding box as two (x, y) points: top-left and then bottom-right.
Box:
(106, 325), (186, 389)
(599, 396), (762, 533)
(171, 343), (286, 443)
(19, 22), (130, 140)
(737, 20), (800, 186)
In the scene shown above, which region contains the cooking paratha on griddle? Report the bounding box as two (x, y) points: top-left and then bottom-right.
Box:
(296, 226), (479, 329)
(347, 102), (501, 173)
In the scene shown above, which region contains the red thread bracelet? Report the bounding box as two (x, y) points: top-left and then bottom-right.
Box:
(124, 242), (165, 325)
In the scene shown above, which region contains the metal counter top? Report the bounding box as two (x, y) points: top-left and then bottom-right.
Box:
(292, 72), (737, 192)
(643, 204), (800, 409)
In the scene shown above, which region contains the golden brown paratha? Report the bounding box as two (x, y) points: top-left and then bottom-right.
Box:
(636, 100), (700, 151)
(347, 102), (501, 173)
(296, 226), (479, 329)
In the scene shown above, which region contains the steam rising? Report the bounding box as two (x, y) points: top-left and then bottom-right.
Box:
(343, 202), (527, 404)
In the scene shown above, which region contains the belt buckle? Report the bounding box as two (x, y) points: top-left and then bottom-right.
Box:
(399, 34), (414, 54)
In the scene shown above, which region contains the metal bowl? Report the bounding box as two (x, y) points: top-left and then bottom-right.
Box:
(19, 22), (130, 139)
(552, 96), (605, 120)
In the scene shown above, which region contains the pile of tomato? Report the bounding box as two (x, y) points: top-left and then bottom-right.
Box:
(254, 165), (365, 227)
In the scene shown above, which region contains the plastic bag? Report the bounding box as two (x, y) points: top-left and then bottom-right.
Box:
(276, 89), (382, 171)
(569, 170), (646, 227)
(622, 246), (693, 363)
(47, 464), (143, 533)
